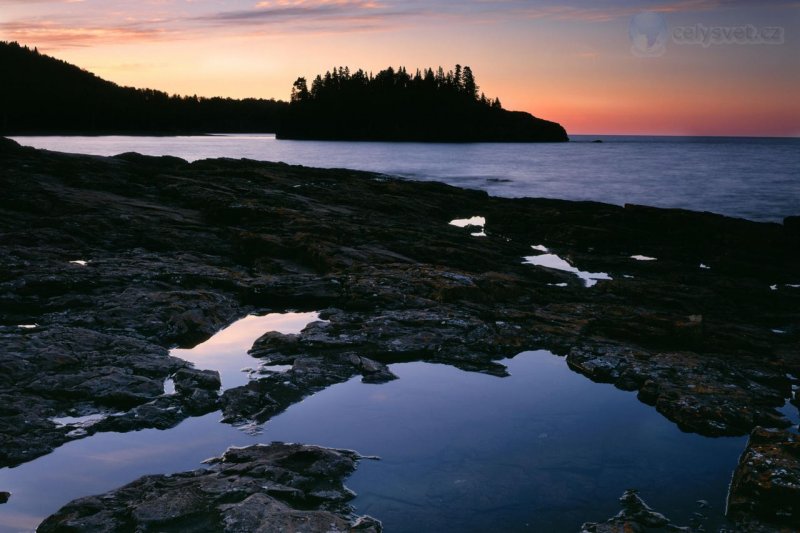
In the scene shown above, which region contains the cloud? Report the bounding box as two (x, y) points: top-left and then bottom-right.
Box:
(189, 0), (404, 28)
(0, 0), (85, 4)
(0, 20), (168, 47)
(461, 0), (800, 23)
(2, 0), (795, 48)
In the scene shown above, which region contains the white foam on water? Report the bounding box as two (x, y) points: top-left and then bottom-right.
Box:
(69, 260), (89, 266)
(630, 255), (657, 261)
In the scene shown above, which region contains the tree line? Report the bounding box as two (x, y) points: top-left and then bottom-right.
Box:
(0, 42), (567, 142)
(278, 65), (567, 142)
(290, 65), (502, 109)
(0, 41), (286, 135)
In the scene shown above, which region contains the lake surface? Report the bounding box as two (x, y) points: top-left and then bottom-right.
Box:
(12, 134), (800, 223)
(0, 314), (747, 532)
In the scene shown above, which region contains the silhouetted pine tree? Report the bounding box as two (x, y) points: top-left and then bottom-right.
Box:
(278, 64), (568, 142)
(0, 41), (287, 134)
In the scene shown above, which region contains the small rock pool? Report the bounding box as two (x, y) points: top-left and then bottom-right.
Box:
(0, 327), (748, 531)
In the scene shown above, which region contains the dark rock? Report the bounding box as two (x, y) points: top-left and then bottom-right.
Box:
(727, 427), (800, 530)
(784, 215), (800, 235)
(0, 136), (21, 153)
(580, 489), (687, 532)
(38, 443), (381, 533)
(0, 491), (9, 504)
(1, 142), (798, 528)
(349, 355), (398, 384)
(173, 367), (222, 393)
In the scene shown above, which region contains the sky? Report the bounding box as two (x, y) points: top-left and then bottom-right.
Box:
(1, 0), (798, 136)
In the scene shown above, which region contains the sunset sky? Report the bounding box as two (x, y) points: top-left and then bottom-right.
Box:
(2, 0), (798, 136)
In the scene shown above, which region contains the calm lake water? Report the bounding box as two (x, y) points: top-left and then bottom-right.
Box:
(0, 315), (747, 532)
(12, 134), (800, 222)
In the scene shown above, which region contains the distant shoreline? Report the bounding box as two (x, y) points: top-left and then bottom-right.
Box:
(8, 132), (798, 141)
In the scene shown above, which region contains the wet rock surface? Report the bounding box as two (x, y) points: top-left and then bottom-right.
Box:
(580, 489), (687, 532)
(727, 427), (800, 531)
(38, 442), (381, 533)
(1, 137), (799, 529)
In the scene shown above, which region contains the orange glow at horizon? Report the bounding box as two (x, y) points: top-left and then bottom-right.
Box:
(3, 1), (798, 137)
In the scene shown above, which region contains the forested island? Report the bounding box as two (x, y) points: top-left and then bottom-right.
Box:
(277, 65), (568, 142)
(0, 41), (567, 141)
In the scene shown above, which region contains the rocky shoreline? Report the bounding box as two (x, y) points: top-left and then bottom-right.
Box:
(38, 442), (381, 532)
(1, 137), (798, 530)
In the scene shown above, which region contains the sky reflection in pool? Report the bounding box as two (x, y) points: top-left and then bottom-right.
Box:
(449, 216), (487, 237)
(523, 253), (612, 288)
(170, 312), (320, 389)
(0, 351), (747, 532)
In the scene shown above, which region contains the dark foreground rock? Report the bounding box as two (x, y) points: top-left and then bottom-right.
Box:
(580, 489), (686, 532)
(727, 427), (800, 531)
(1, 137), (798, 529)
(38, 442), (381, 533)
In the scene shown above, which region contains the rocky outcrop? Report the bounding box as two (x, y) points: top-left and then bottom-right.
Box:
(1, 137), (799, 529)
(579, 489), (686, 532)
(38, 442), (381, 533)
(727, 427), (800, 531)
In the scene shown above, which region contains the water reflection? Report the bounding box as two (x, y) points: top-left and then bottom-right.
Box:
(449, 216), (487, 237)
(171, 312), (320, 389)
(0, 351), (746, 532)
(523, 252), (612, 288)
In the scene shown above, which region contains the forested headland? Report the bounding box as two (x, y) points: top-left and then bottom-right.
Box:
(277, 65), (568, 142)
(0, 41), (286, 135)
(1, 42), (567, 141)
